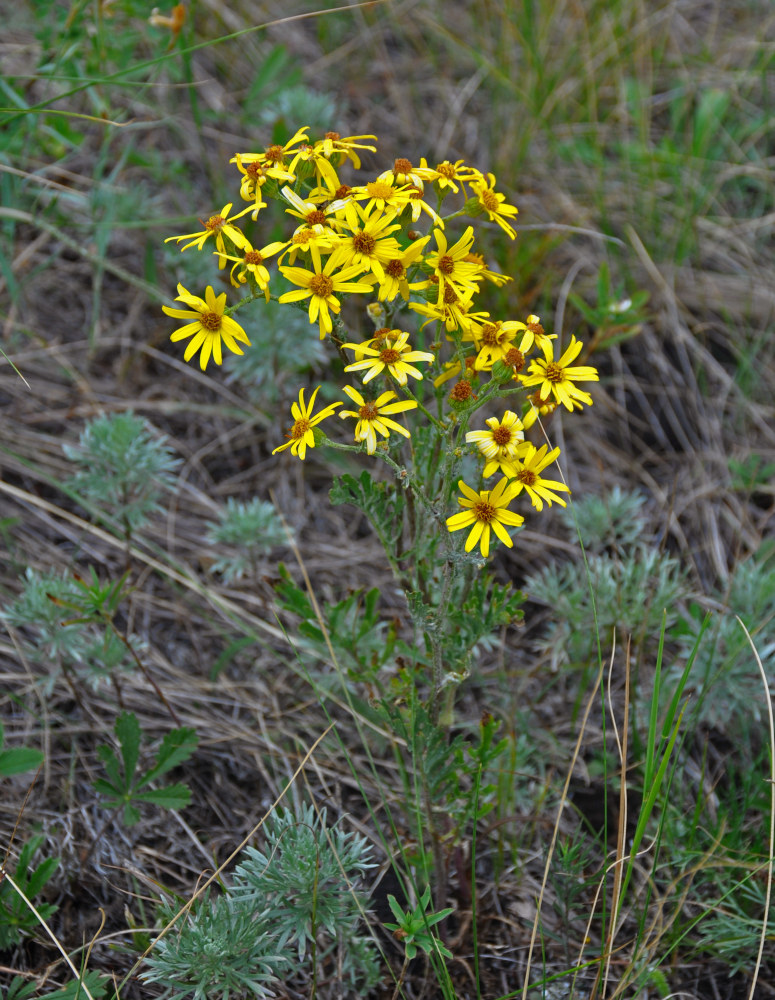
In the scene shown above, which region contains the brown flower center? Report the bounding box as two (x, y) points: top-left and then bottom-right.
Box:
(200, 312), (221, 332)
(442, 286), (459, 305)
(450, 380), (473, 401)
(205, 214), (224, 231)
(379, 348), (401, 364)
(333, 184), (352, 200)
(265, 144), (284, 163)
(359, 402), (379, 420)
(291, 418), (311, 440)
(310, 274), (334, 297)
(545, 362), (564, 383)
(480, 189), (500, 212)
(385, 259), (405, 278)
(244, 251), (264, 265)
(353, 232), (377, 255)
(306, 209), (328, 226)
(472, 500), (496, 523)
(437, 161), (456, 178)
(517, 469), (537, 486)
(504, 348), (525, 371)
(528, 390), (553, 409)
(245, 162), (263, 180)
(325, 131), (341, 141)
(292, 229), (315, 245)
(528, 320), (544, 337)
(480, 323), (500, 347)
(437, 254), (455, 275)
(492, 426), (513, 446)
(394, 157), (413, 174)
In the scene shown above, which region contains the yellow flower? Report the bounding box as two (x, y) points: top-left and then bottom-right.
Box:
(410, 285), (488, 335)
(508, 444), (571, 511)
(278, 244), (373, 338)
(466, 411), (529, 476)
(342, 330), (435, 386)
(272, 386), (341, 461)
(328, 202), (403, 282)
(280, 186), (345, 235)
(378, 156), (425, 190)
(165, 203), (251, 265)
(339, 386), (417, 454)
(474, 320), (523, 370)
(233, 127), (310, 175)
(374, 234), (430, 302)
(230, 155), (295, 218)
(314, 131), (377, 169)
(517, 314), (554, 354)
(519, 335), (599, 410)
(163, 284), (250, 370)
(446, 478), (524, 558)
(470, 172), (519, 240)
(415, 158), (480, 195)
(219, 240), (282, 294)
(346, 176), (413, 216)
(424, 226), (483, 298)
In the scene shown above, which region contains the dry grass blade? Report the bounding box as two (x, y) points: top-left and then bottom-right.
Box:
(736, 616), (775, 1000)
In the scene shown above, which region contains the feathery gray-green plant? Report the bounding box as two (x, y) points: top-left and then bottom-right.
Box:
(64, 411), (180, 536)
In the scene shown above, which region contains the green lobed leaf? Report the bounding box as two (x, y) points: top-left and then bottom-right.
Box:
(0, 746), (44, 777)
(138, 727), (197, 787)
(114, 711), (141, 785)
(133, 783), (191, 810)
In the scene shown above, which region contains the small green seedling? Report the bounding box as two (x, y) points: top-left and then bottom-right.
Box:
(94, 711), (197, 826)
(385, 887), (454, 960)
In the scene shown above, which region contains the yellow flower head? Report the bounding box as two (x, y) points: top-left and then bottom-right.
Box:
(509, 444), (571, 511)
(342, 330), (435, 386)
(446, 478), (525, 558)
(230, 156), (295, 218)
(163, 284), (250, 371)
(339, 386), (417, 454)
(473, 320), (523, 370)
(280, 186), (345, 236)
(519, 335), (599, 410)
(165, 203), (251, 266)
(469, 172), (519, 240)
(272, 386), (342, 461)
(466, 410), (529, 477)
(415, 158), (481, 195)
(374, 233), (431, 302)
(315, 131), (378, 169)
(278, 244), (373, 338)
(424, 226), (483, 298)
(346, 176), (413, 217)
(328, 202), (404, 282)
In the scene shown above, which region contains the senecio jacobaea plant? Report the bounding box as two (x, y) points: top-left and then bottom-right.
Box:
(163, 126), (599, 719)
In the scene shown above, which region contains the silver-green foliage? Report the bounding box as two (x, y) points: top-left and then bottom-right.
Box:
(64, 412), (180, 534)
(1, 568), (139, 689)
(525, 489), (687, 668)
(673, 553), (775, 730)
(232, 804), (375, 963)
(206, 498), (291, 583)
(224, 296), (326, 405)
(143, 804), (379, 1000)
(142, 894), (289, 1000)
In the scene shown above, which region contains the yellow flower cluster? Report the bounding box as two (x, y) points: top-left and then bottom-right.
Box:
(162, 127), (600, 557)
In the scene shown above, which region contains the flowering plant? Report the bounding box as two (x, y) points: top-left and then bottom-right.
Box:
(163, 126), (599, 720)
